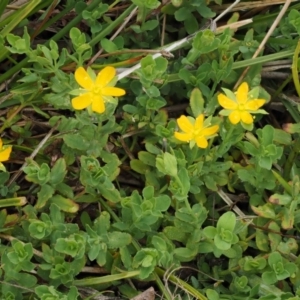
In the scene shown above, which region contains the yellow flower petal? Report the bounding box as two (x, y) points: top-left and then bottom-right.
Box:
(218, 94), (238, 110)
(91, 95), (105, 113)
(0, 139), (3, 149)
(72, 93), (92, 110)
(201, 125), (219, 137)
(102, 87), (126, 97)
(96, 66), (116, 88)
(0, 145), (12, 162)
(75, 67), (94, 90)
(195, 136), (208, 148)
(245, 99), (266, 111)
(177, 116), (193, 133)
(240, 111), (253, 124)
(194, 114), (204, 130)
(236, 82), (249, 104)
(174, 132), (192, 142)
(228, 111), (241, 124)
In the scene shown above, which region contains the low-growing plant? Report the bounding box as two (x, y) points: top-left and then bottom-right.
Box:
(1, 0), (300, 299)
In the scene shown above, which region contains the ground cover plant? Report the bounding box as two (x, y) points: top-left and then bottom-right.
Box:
(0, 0), (300, 299)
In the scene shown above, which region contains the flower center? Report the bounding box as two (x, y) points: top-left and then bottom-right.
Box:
(93, 87), (102, 95)
(193, 128), (203, 137)
(238, 103), (246, 111)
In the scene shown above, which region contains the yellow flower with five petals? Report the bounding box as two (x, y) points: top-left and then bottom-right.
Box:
(0, 139), (12, 162)
(218, 82), (266, 125)
(174, 114), (219, 148)
(0, 138), (12, 171)
(72, 66), (126, 114)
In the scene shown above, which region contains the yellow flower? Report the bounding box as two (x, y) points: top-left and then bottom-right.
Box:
(0, 138), (12, 162)
(218, 82), (266, 125)
(174, 114), (219, 148)
(72, 66), (126, 113)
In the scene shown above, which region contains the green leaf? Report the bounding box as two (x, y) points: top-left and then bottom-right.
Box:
(155, 57), (168, 73)
(184, 14), (198, 35)
(70, 27), (86, 48)
(195, 3), (215, 18)
(217, 211), (236, 232)
(268, 251), (282, 266)
(261, 271), (277, 285)
(130, 159), (148, 174)
(256, 230), (269, 252)
(169, 167), (190, 200)
(50, 195), (79, 213)
(163, 152), (177, 176)
(98, 178), (122, 203)
(100, 38), (118, 53)
(142, 20), (159, 31)
(192, 29), (220, 53)
(251, 203), (276, 219)
(214, 234), (231, 250)
(6, 27), (31, 53)
(145, 143), (162, 155)
(173, 247), (197, 262)
(49, 158), (67, 186)
(38, 164), (51, 184)
(289, 9), (300, 35)
(141, 55), (155, 79)
(190, 88), (204, 117)
(163, 226), (187, 242)
(56, 182), (74, 199)
(36, 184), (55, 209)
(142, 186), (154, 200)
(203, 226), (217, 239)
(206, 289), (219, 300)
(258, 156), (272, 170)
(154, 195), (171, 212)
(120, 246), (132, 269)
(28, 220), (52, 239)
(138, 151), (156, 167)
(259, 125), (274, 147)
(55, 238), (80, 257)
(63, 133), (89, 150)
(151, 235), (167, 251)
(108, 232), (132, 248)
(175, 7), (190, 21)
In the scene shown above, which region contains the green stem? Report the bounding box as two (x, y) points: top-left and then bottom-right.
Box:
(209, 81), (218, 99)
(273, 74), (292, 99)
(109, 0), (123, 9)
(283, 138), (300, 180)
(292, 40), (300, 97)
(272, 170), (292, 195)
(218, 265), (240, 276)
(245, 232), (257, 242)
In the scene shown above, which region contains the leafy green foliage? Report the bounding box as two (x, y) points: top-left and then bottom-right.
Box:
(1, 0), (300, 299)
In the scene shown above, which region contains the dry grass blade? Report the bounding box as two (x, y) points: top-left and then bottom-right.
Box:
(130, 287), (155, 300)
(235, 0), (294, 88)
(211, 0), (298, 13)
